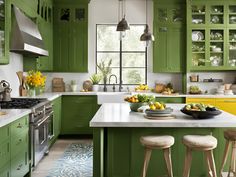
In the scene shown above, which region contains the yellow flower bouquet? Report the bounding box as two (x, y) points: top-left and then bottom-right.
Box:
(26, 70), (46, 96)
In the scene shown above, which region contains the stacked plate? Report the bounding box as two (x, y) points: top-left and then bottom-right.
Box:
(144, 108), (174, 120)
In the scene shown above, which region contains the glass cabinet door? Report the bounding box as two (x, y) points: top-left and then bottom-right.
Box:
(191, 5), (205, 24)
(229, 5), (236, 25)
(210, 5), (224, 24)
(157, 8), (168, 22)
(0, 0), (5, 58)
(228, 30), (236, 67)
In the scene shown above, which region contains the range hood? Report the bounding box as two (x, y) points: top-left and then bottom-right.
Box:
(10, 6), (49, 57)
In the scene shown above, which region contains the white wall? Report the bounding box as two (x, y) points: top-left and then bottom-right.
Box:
(44, 0), (183, 92)
(0, 53), (23, 96)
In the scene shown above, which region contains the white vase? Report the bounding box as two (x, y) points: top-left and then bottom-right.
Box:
(71, 85), (77, 92)
(93, 85), (99, 92)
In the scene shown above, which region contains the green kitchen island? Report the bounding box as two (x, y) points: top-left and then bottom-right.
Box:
(90, 103), (236, 177)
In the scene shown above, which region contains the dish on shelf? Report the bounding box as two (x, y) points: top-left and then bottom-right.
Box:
(192, 31), (204, 41)
(210, 56), (222, 66)
(211, 15), (220, 24)
(229, 59), (236, 67)
(230, 16), (236, 24)
(210, 32), (223, 40)
(212, 47), (222, 52)
(192, 19), (203, 24)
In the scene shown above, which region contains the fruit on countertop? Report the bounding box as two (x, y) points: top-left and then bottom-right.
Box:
(148, 102), (166, 110)
(183, 103), (217, 112)
(189, 86), (202, 94)
(124, 94), (155, 103)
(135, 84), (149, 91)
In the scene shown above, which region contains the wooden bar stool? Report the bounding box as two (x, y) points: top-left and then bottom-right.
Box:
(220, 130), (236, 177)
(140, 135), (175, 177)
(182, 135), (218, 177)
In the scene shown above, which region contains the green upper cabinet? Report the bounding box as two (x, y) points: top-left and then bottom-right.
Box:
(153, 0), (186, 73)
(23, 0), (54, 72)
(187, 0), (236, 71)
(0, 0), (10, 65)
(53, 0), (88, 72)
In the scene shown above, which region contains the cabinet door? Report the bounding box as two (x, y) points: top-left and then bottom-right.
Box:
(52, 97), (62, 138)
(53, 7), (70, 72)
(10, 152), (29, 177)
(0, 0), (10, 64)
(0, 163), (10, 177)
(186, 98), (216, 106)
(61, 96), (98, 134)
(215, 98), (236, 115)
(0, 140), (10, 169)
(167, 28), (185, 72)
(153, 27), (168, 72)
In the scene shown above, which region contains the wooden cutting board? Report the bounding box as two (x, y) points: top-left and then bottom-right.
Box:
(144, 115), (176, 120)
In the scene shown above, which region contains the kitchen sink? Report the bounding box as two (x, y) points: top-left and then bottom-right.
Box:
(97, 92), (131, 104)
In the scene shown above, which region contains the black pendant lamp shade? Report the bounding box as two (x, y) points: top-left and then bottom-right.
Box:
(140, 0), (155, 46)
(116, 16), (130, 31)
(140, 24), (155, 41)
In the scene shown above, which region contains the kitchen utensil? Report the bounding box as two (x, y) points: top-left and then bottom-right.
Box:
(181, 109), (221, 119)
(16, 71), (23, 85)
(2, 88), (12, 101)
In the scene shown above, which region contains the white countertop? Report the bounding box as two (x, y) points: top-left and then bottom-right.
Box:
(0, 109), (31, 128)
(90, 103), (236, 128)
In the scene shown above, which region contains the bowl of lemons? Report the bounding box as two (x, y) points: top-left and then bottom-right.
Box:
(124, 94), (155, 112)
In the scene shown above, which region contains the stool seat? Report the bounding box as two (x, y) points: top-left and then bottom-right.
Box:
(183, 135), (217, 150)
(140, 135), (175, 149)
(224, 130), (236, 141)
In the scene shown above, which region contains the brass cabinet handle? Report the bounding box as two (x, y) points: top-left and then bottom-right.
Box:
(17, 123), (23, 128)
(17, 164), (23, 170)
(223, 100), (236, 103)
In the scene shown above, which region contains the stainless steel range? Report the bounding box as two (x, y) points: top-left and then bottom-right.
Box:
(0, 98), (53, 168)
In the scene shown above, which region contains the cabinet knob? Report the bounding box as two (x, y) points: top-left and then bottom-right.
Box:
(17, 124), (23, 128)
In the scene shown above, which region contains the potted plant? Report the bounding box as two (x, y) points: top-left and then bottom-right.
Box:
(90, 74), (102, 92)
(26, 70), (46, 97)
(97, 59), (112, 92)
(70, 80), (77, 92)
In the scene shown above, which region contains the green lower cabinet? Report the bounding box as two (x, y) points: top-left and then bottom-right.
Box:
(93, 127), (231, 177)
(49, 96), (62, 147)
(10, 152), (29, 177)
(0, 140), (10, 173)
(0, 163), (10, 177)
(61, 96), (99, 135)
(156, 97), (185, 103)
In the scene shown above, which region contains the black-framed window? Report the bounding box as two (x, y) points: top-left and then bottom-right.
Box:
(96, 24), (147, 85)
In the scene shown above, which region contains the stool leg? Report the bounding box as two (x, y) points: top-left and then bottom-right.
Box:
(141, 148), (152, 177)
(220, 140), (230, 177)
(228, 142), (236, 177)
(163, 148), (173, 177)
(205, 151), (213, 177)
(207, 150), (217, 177)
(183, 147), (192, 177)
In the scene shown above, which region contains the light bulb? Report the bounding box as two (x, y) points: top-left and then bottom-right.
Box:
(119, 31), (126, 40)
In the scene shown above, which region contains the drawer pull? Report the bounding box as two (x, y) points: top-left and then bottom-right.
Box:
(17, 124), (23, 128)
(17, 164), (23, 170)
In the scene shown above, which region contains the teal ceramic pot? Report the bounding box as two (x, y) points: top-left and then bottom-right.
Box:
(129, 102), (147, 112)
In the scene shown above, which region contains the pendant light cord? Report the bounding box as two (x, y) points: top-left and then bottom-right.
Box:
(146, 0), (148, 25)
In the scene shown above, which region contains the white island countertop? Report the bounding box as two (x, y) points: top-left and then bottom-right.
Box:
(90, 103), (236, 128)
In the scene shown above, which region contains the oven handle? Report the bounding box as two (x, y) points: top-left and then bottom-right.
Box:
(35, 112), (53, 127)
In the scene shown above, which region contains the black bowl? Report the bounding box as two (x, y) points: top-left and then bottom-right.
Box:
(181, 109), (222, 119)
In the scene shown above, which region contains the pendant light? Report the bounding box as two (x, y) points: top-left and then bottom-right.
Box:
(116, 0), (130, 39)
(140, 0), (155, 47)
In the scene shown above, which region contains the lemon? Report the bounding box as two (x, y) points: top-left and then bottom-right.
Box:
(150, 105), (156, 110)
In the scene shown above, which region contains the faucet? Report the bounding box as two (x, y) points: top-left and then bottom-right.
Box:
(109, 74), (118, 92)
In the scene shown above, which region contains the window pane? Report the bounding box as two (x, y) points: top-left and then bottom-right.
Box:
(97, 53), (120, 67)
(122, 68), (146, 84)
(97, 68), (120, 84)
(122, 25), (146, 51)
(97, 25), (120, 51)
(122, 53), (145, 67)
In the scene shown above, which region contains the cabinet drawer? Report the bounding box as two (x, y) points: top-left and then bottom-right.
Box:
(215, 98), (236, 115)
(10, 116), (28, 137)
(0, 126), (9, 144)
(63, 96), (97, 104)
(0, 163), (10, 177)
(0, 141), (10, 169)
(11, 130), (28, 158)
(10, 152), (29, 177)
(186, 98), (216, 106)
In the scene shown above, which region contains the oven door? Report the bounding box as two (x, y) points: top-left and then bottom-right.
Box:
(33, 116), (49, 167)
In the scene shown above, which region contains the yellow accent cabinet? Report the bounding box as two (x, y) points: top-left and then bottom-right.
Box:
(186, 98), (236, 115)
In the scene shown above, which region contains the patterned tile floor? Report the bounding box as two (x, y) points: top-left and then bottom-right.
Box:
(32, 139), (93, 177)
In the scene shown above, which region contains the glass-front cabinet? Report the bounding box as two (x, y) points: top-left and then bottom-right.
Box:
(187, 0), (236, 71)
(0, 0), (9, 64)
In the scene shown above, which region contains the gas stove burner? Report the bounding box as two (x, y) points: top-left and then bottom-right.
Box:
(0, 98), (47, 109)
